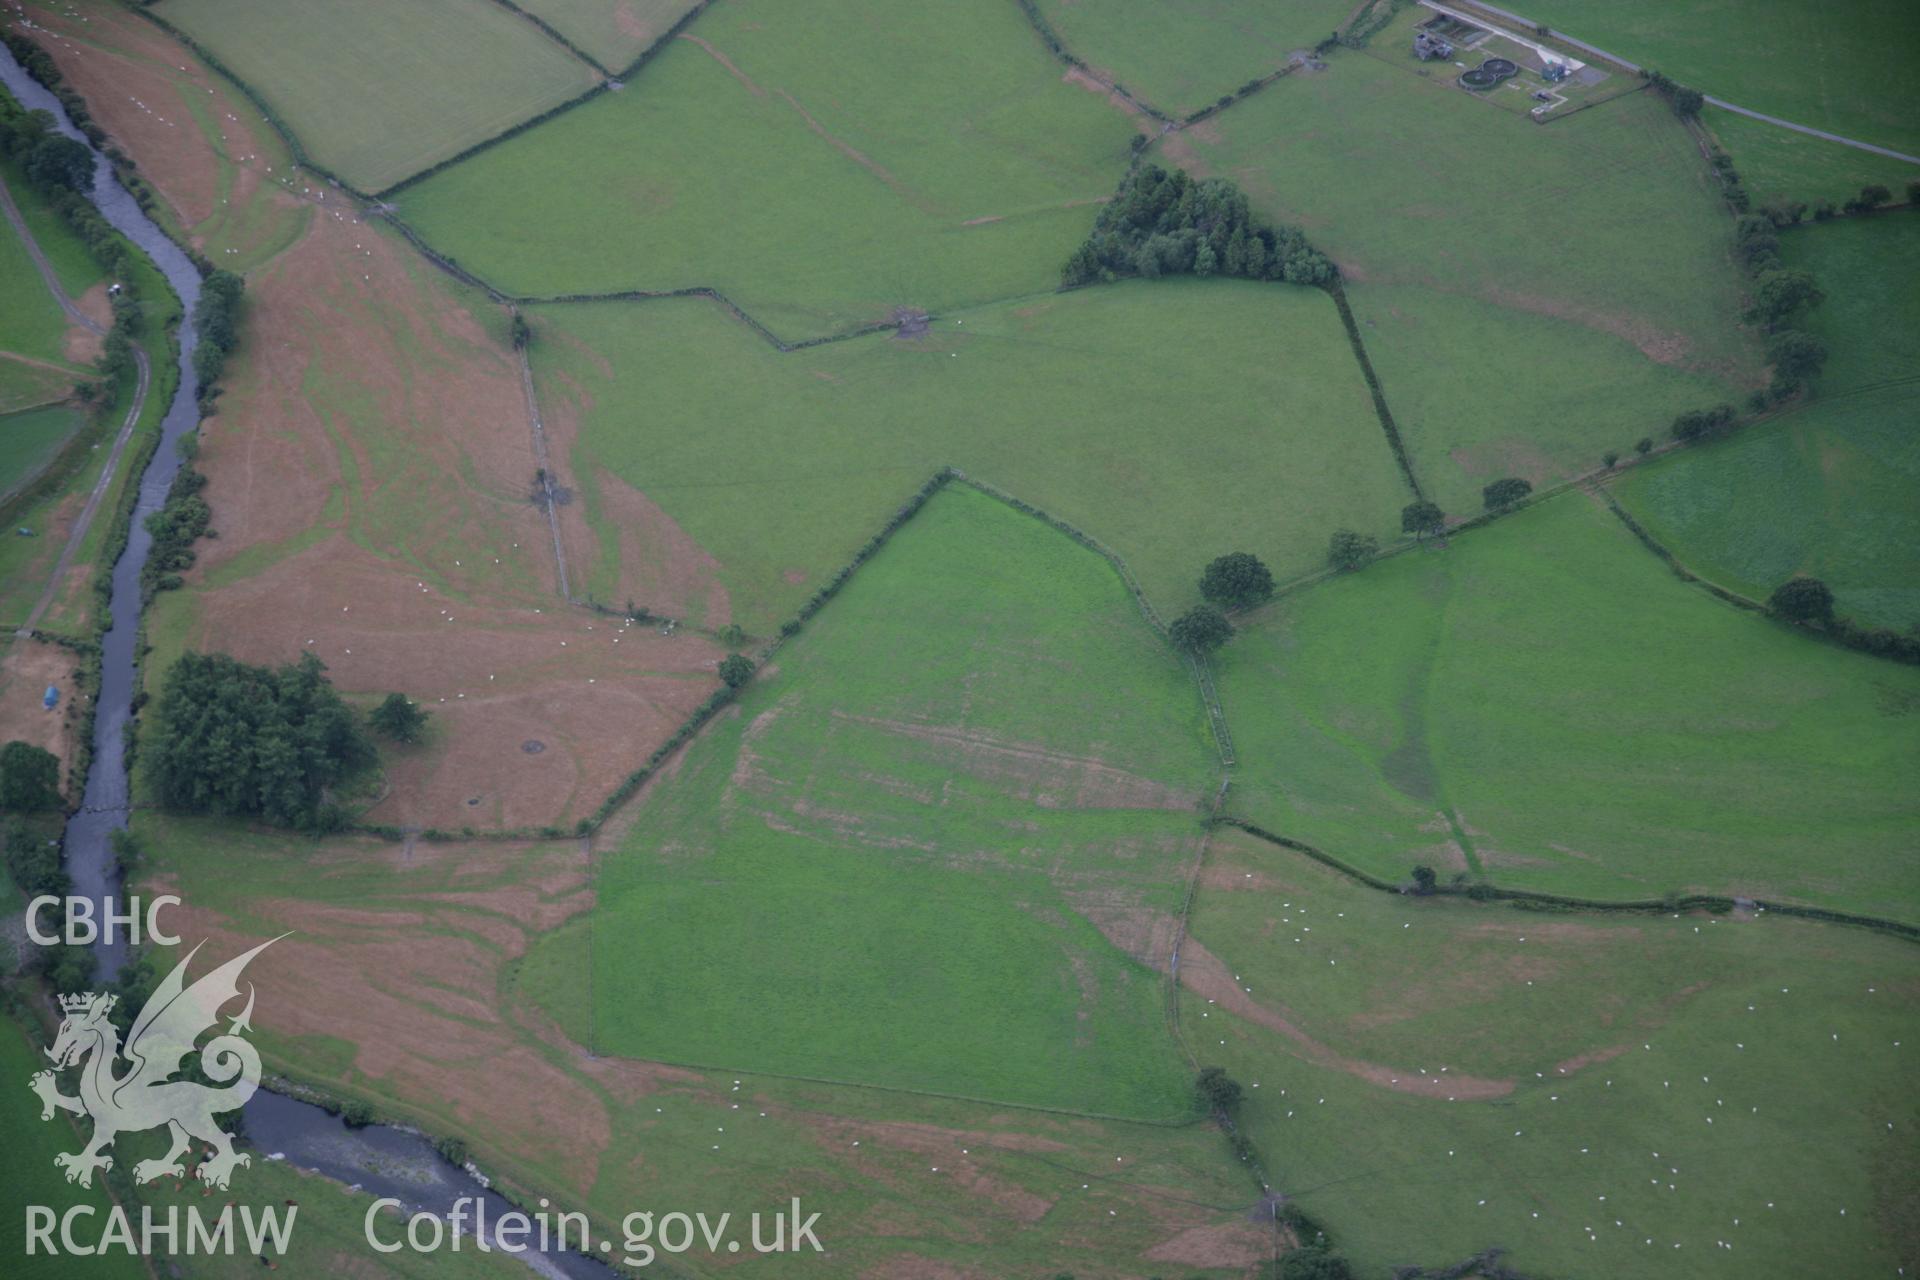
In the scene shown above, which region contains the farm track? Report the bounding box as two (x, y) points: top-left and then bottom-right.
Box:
(0, 170), (152, 632)
(515, 333), (575, 603)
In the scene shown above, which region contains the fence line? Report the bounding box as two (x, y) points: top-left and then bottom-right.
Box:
(948, 471), (1237, 765)
(1221, 818), (1920, 943)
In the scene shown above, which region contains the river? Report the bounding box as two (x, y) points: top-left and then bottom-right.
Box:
(2, 46), (618, 1280)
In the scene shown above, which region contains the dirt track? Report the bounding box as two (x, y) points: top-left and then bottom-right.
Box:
(0, 171), (152, 632)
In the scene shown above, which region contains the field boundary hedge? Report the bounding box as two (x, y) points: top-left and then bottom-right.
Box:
(479, 0), (611, 76)
(376, 0), (724, 200)
(1326, 279), (1425, 499)
(1594, 479), (1920, 665)
(1009, 0), (1174, 125)
(1220, 818), (1920, 942)
(950, 470), (1237, 764)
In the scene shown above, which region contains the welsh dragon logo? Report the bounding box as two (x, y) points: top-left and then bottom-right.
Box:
(30, 938), (281, 1190)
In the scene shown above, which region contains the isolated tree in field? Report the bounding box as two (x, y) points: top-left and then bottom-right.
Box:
(1194, 1066), (1244, 1116)
(1768, 576), (1835, 626)
(0, 741), (62, 812)
(1602, 450), (1619, 469)
(1766, 330), (1828, 386)
(1481, 477), (1532, 511)
(1326, 529), (1378, 573)
(1401, 500), (1444, 542)
(1170, 606), (1233, 654)
(1634, 436), (1654, 456)
(369, 693), (430, 744)
(1200, 552), (1275, 610)
(718, 654), (755, 689)
(1411, 864), (1437, 895)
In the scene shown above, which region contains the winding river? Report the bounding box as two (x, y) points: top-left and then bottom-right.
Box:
(2, 49), (614, 1280)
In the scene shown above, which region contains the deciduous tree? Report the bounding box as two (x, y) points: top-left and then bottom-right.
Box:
(1170, 605), (1233, 654)
(1401, 500), (1444, 541)
(1200, 552), (1275, 610)
(1768, 576), (1834, 626)
(369, 693), (430, 744)
(1325, 529), (1378, 573)
(0, 741), (61, 812)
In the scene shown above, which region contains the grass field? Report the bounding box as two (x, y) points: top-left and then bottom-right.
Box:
(1613, 386), (1920, 629)
(1614, 215), (1920, 628)
(1182, 824), (1919, 1278)
(0, 404), (84, 496)
(0, 155), (101, 408)
(1706, 106), (1919, 212)
(0, 192), (84, 371)
(593, 485), (1211, 1115)
(1519, 0), (1920, 156)
(0, 247), (177, 635)
(0, 157), (104, 300)
(133, 813), (1271, 1278)
(1178, 43), (1758, 379)
(1030, 0), (1357, 117)
(510, 0), (699, 70)
(0, 357), (75, 415)
(1214, 492), (1920, 919)
(153, 0), (600, 192)
(1349, 281), (1743, 515)
(0, 1012), (148, 1280)
(400, 0), (1135, 335)
(531, 278), (1405, 633)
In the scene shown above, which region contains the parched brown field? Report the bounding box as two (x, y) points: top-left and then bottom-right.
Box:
(25, 0), (310, 267)
(144, 200), (725, 830)
(0, 636), (82, 791)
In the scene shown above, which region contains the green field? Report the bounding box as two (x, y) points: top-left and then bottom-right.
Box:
(0, 404), (83, 496)
(1214, 492), (1920, 918)
(0, 1012), (148, 1280)
(0, 357), (74, 415)
(1614, 215), (1920, 628)
(0, 158), (101, 394)
(401, 0), (1134, 335)
(0, 199), (80, 370)
(0, 158), (105, 300)
(1707, 106), (1919, 212)
(532, 278), (1406, 632)
(131, 812), (1268, 1278)
(593, 484), (1211, 1116)
(1031, 0), (1357, 117)
(1350, 281), (1744, 515)
(0, 242), (178, 634)
(1614, 386), (1920, 629)
(154, 0), (600, 192)
(511, 0), (698, 70)
(1179, 45), (1758, 379)
(1521, 0), (1920, 156)
(1184, 825), (1919, 1278)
